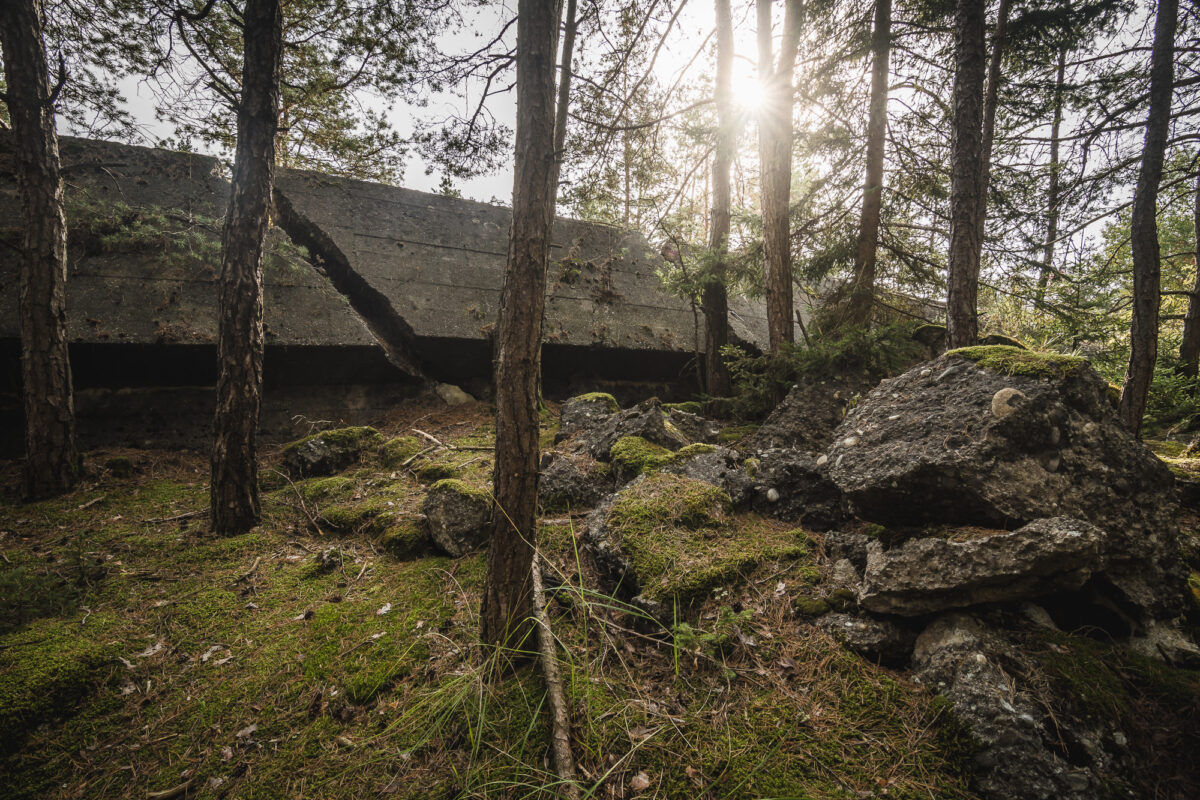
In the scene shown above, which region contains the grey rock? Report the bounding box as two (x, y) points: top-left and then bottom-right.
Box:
(538, 451), (613, 511)
(990, 387), (1026, 419)
(817, 613), (916, 666)
(749, 448), (847, 531)
(746, 379), (869, 453)
(582, 397), (689, 459)
(281, 427), (381, 478)
(665, 408), (721, 444)
(825, 531), (871, 571)
(660, 445), (754, 505)
(913, 613), (1100, 800)
(858, 517), (1107, 616)
(827, 352), (1184, 616)
(435, 383), (475, 406)
(559, 393), (619, 437)
(421, 481), (491, 557)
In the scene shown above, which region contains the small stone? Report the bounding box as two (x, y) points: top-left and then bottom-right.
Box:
(990, 387), (1026, 419)
(842, 436), (859, 448)
(766, 487), (780, 502)
(815, 454), (828, 466)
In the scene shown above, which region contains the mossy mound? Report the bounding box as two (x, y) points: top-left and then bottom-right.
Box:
(379, 435), (423, 467)
(380, 520), (430, 559)
(717, 424), (759, 444)
(602, 473), (810, 607)
(0, 615), (118, 755)
(570, 392), (619, 413)
(946, 345), (1087, 379)
(414, 460), (460, 483)
(280, 426), (384, 477)
(610, 437), (718, 481)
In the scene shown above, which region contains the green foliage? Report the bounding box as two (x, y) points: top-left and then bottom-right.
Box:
(722, 322), (924, 418)
(672, 606), (754, 659)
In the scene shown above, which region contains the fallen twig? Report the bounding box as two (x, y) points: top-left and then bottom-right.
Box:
(147, 777), (194, 800)
(268, 469), (324, 535)
(142, 509), (208, 525)
(531, 553), (581, 800)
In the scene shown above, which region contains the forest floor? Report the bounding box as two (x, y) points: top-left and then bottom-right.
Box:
(1, 398), (1197, 800)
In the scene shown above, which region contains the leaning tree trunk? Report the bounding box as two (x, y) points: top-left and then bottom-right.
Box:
(549, 0), (576, 203)
(1, 0), (79, 500)
(480, 0), (559, 653)
(1035, 48), (1067, 309)
(758, 0), (802, 352)
(972, 0), (1010, 248)
(703, 0), (735, 397)
(847, 0), (892, 328)
(945, 0), (987, 349)
(1119, 0), (1177, 434)
(210, 0), (283, 535)
(1180, 166), (1200, 378)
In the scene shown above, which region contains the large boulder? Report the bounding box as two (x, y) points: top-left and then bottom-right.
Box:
(746, 378), (867, 453)
(538, 452), (613, 512)
(558, 392), (620, 438)
(826, 347), (1183, 615)
(858, 517), (1106, 616)
(421, 479), (491, 557)
(581, 397), (689, 459)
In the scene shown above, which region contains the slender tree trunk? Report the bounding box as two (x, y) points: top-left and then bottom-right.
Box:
(481, 0), (559, 652)
(1180, 166), (1200, 378)
(210, 0), (283, 535)
(758, 0), (802, 351)
(1119, 0), (1177, 434)
(550, 0), (576, 203)
(847, 0), (892, 328)
(1035, 48), (1067, 309)
(703, 0), (734, 397)
(973, 0), (1009, 232)
(945, 0), (987, 349)
(1, 0), (79, 500)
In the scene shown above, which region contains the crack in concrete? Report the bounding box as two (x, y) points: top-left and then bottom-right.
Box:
(272, 187), (426, 380)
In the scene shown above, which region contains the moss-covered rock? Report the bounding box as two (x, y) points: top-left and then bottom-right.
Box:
(662, 401), (703, 415)
(586, 473), (810, 615)
(793, 596), (831, 617)
(380, 520), (431, 560)
(414, 461), (460, 483)
(103, 456), (134, 478)
(421, 479), (492, 557)
(281, 426), (383, 477)
(609, 435), (672, 479)
(946, 345), (1086, 379)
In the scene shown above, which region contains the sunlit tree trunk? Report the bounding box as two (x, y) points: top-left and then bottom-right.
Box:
(1180, 167), (1200, 378)
(758, 0), (802, 352)
(1, 0), (79, 501)
(703, 0), (734, 397)
(847, 0), (891, 328)
(481, 0), (559, 652)
(550, 0), (576, 203)
(210, 0), (283, 534)
(1119, 0), (1177, 434)
(945, 0), (986, 349)
(1035, 49), (1067, 309)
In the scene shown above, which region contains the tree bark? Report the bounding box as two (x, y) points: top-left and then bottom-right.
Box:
(703, 0), (734, 397)
(758, 0), (802, 352)
(210, 0), (283, 535)
(1180, 166), (1200, 378)
(945, 0), (987, 349)
(847, 0), (892, 328)
(1035, 48), (1067, 309)
(1, 0), (79, 500)
(550, 0), (576, 204)
(973, 0), (1010, 234)
(480, 0), (559, 653)
(1119, 0), (1177, 434)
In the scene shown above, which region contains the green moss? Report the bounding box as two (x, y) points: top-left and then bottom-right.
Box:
(793, 596), (831, 617)
(103, 456), (133, 478)
(379, 436), (422, 467)
(0, 615), (118, 754)
(318, 500), (392, 534)
(281, 426), (383, 459)
(743, 457), (759, 478)
(610, 435), (672, 478)
(945, 345), (1087, 379)
(1149, 439), (1188, 458)
(673, 442), (717, 459)
(414, 461), (460, 482)
(828, 587), (857, 611)
(605, 474), (808, 606)
(429, 478), (491, 504)
(569, 392), (619, 413)
(717, 424), (759, 444)
(977, 333), (1026, 349)
(380, 521), (430, 560)
(1106, 382), (1122, 409)
(294, 476), (356, 504)
(663, 401), (704, 415)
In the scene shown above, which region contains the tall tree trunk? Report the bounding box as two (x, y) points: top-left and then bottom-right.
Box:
(847, 0), (892, 328)
(480, 0), (559, 652)
(1, 0), (79, 500)
(945, 0), (987, 349)
(973, 0), (1010, 235)
(210, 0), (283, 535)
(1035, 48), (1067, 309)
(550, 0), (576, 204)
(1180, 166), (1200, 378)
(758, 0), (802, 351)
(703, 0), (734, 397)
(1119, 0), (1177, 434)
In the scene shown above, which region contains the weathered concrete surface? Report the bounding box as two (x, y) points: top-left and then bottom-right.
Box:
(0, 136), (379, 349)
(272, 168), (796, 356)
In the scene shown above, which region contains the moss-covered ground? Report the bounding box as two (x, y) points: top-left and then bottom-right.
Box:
(946, 344), (1088, 379)
(0, 401), (981, 799)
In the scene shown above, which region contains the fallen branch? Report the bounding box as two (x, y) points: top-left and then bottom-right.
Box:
(147, 777), (195, 799)
(142, 509), (208, 525)
(531, 553), (581, 800)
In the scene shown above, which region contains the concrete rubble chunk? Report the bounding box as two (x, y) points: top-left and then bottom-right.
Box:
(421, 480), (491, 557)
(858, 517), (1107, 616)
